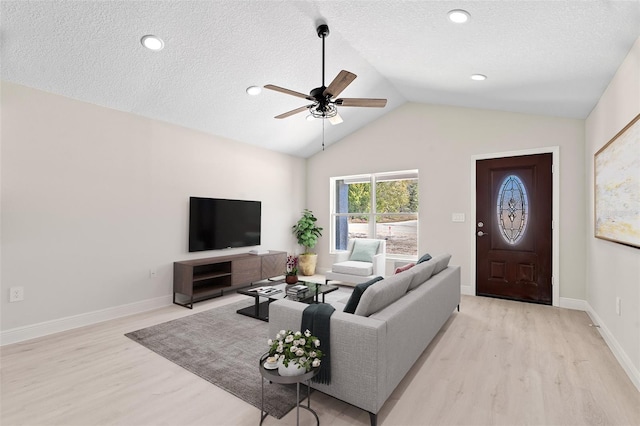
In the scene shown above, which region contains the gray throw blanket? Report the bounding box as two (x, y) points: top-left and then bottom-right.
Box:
(301, 303), (335, 384)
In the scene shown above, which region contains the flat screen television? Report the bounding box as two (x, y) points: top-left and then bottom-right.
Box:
(189, 197), (261, 252)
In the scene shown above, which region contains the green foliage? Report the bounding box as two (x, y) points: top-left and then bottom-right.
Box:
(376, 181), (410, 213)
(346, 180), (419, 217)
(407, 181), (419, 212)
(292, 209), (323, 253)
(347, 183), (371, 214)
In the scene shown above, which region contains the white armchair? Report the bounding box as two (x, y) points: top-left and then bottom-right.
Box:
(325, 238), (386, 287)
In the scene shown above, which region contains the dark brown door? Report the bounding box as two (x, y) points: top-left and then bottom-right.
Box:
(476, 154), (552, 304)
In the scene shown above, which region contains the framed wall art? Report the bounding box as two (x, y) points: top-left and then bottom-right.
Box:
(594, 113), (640, 248)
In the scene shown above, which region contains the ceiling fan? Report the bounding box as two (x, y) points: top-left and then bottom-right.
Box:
(264, 24), (387, 125)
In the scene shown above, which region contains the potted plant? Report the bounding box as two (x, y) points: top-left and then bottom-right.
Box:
(267, 329), (323, 376)
(292, 209), (323, 275)
(285, 254), (299, 284)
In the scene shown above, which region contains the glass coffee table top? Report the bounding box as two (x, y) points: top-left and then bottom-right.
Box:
(236, 281), (339, 321)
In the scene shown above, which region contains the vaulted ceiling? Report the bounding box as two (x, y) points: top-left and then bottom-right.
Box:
(2, 1), (639, 157)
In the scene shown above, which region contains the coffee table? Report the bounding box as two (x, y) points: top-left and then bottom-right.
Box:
(236, 281), (339, 321)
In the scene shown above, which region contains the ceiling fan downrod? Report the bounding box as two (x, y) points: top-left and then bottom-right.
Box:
(317, 24), (330, 88)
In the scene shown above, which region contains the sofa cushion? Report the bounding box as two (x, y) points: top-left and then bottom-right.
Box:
(433, 253), (452, 275)
(343, 276), (384, 314)
(332, 260), (374, 277)
(394, 262), (415, 274)
(354, 272), (412, 317)
(349, 239), (380, 263)
(416, 252), (432, 264)
(408, 259), (437, 290)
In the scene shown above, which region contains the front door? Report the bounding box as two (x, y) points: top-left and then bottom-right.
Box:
(476, 154), (553, 304)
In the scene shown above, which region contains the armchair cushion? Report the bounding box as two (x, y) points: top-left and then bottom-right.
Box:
(349, 239), (381, 263)
(417, 252), (433, 264)
(343, 276), (384, 314)
(332, 261), (374, 277)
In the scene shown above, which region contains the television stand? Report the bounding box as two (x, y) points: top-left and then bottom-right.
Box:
(173, 250), (286, 309)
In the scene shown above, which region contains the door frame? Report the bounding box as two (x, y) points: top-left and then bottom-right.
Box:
(470, 146), (560, 307)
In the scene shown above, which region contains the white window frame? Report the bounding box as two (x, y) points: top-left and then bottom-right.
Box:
(329, 169), (419, 260)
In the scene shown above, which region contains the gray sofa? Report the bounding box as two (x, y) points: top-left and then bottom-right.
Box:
(268, 253), (461, 426)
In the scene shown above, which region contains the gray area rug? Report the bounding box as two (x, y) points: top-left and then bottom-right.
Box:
(125, 299), (307, 419)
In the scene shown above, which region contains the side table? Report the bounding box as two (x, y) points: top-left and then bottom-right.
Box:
(258, 353), (320, 426)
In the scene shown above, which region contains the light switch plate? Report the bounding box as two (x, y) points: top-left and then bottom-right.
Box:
(452, 213), (465, 222)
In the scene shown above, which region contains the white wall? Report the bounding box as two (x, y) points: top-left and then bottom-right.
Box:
(585, 37), (640, 387)
(306, 103), (586, 300)
(1, 82), (306, 333)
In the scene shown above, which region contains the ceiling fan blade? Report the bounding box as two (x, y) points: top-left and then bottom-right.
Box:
(323, 70), (357, 98)
(337, 98), (387, 108)
(275, 105), (312, 119)
(328, 113), (343, 125)
(264, 85), (313, 100)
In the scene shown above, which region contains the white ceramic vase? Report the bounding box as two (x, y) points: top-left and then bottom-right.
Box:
(277, 359), (306, 376)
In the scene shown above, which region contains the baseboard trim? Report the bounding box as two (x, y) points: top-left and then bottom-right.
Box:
(558, 297), (588, 311)
(461, 284), (474, 296)
(586, 303), (640, 393)
(1, 295), (173, 346)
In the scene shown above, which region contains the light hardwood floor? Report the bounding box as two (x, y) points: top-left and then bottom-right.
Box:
(2, 291), (639, 426)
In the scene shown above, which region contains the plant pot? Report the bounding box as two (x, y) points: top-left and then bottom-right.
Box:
(278, 359), (306, 376)
(285, 275), (298, 284)
(298, 254), (317, 276)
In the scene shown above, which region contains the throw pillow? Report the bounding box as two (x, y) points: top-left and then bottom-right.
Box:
(407, 260), (437, 290)
(394, 262), (415, 274)
(343, 276), (384, 314)
(416, 252), (432, 264)
(433, 253), (452, 275)
(354, 273), (412, 317)
(349, 239), (380, 263)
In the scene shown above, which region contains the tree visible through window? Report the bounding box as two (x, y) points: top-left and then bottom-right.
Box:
(331, 170), (418, 258)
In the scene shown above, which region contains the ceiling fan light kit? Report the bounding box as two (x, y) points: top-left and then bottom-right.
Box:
(264, 23), (387, 128)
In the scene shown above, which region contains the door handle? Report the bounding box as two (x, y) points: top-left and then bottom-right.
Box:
(477, 231), (486, 237)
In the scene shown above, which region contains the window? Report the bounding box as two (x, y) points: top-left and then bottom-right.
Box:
(330, 170), (418, 258)
(496, 174), (528, 245)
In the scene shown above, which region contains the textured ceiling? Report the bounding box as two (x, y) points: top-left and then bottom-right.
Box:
(2, 1), (639, 158)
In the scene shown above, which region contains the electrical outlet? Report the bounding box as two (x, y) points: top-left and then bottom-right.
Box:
(616, 297), (621, 316)
(149, 269), (157, 279)
(9, 286), (24, 302)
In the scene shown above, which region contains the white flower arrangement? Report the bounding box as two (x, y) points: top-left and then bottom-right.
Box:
(268, 329), (323, 371)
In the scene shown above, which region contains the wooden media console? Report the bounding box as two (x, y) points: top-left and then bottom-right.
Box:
(173, 250), (286, 308)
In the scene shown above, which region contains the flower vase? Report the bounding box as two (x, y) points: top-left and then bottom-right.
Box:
(285, 275), (298, 284)
(278, 359), (306, 376)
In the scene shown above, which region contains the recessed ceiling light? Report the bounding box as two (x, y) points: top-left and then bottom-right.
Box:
(448, 9), (470, 23)
(141, 35), (164, 51)
(305, 114), (315, 121)
(246, 86), (262, 96)
(470, 74), (487, 81)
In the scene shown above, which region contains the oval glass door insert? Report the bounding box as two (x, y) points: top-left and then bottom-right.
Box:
(496, 175), (529, 245)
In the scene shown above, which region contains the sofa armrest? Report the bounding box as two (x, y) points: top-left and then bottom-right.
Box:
(371, 252), (386, 276)
(268, 299), (388, 414)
